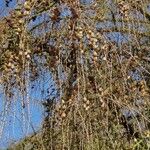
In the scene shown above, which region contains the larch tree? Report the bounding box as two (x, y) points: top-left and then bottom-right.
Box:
(0, 0), (150, 149)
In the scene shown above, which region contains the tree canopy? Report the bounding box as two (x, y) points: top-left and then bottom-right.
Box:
(0, 0), (150, 149)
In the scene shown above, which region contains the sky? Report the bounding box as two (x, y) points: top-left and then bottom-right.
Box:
(0, 70), (55, 148)
(0, 1), (50, 148)
(0, 0), (73, 147)
(0, 0), (124, 148)
(0, 0), (140, 148)
(0, 0), (16, 17)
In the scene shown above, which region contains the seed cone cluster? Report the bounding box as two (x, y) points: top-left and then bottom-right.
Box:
(118, 1), (130, 17)
(83, 96), (90, 111)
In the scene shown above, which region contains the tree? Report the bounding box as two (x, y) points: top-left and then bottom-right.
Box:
(0, 0), (150, 149)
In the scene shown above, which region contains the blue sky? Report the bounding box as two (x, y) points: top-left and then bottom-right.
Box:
(0, 0), (16, 17)
(0, 70), (55, 148)
(0, 0), (121, 148)
(0, 1), (54, 148)
(0, 0), (138, 148)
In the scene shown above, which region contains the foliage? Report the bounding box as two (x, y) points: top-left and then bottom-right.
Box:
(0, 0), (150, 149)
